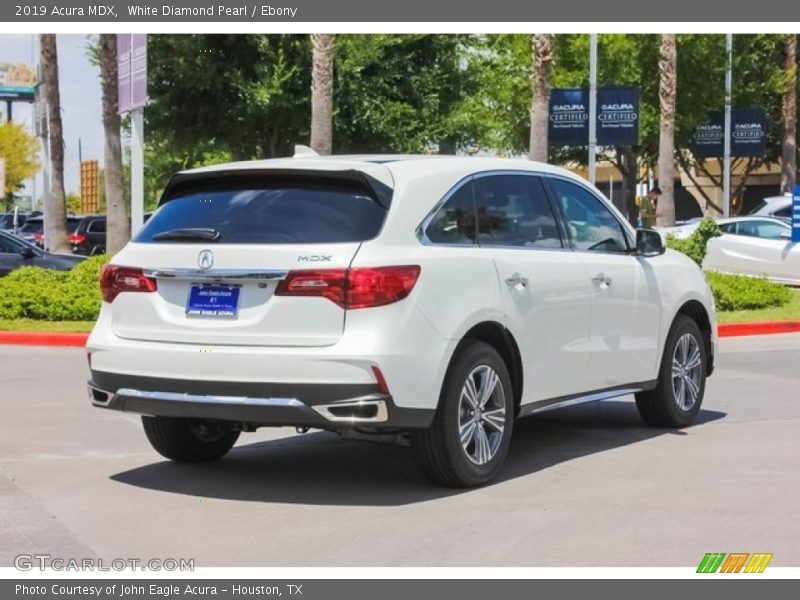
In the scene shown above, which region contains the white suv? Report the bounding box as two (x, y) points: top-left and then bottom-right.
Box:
(88, 154), (717, 487)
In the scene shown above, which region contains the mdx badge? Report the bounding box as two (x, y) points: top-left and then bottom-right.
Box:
(297, 255), (332, 262)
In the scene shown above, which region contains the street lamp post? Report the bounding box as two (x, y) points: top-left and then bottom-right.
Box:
(588, 33), (598, 185)
(723, 33), (733, 218)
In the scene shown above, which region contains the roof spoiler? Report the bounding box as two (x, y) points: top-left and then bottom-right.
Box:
(293, 145), (319, 158)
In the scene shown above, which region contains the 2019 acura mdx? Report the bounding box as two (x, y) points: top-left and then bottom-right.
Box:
(87, 153), (716, 486)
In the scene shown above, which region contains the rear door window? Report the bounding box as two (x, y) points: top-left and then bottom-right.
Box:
(137, 178), (388, 244)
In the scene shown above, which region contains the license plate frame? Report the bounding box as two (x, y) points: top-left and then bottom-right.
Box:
(186, 283), (241, 318)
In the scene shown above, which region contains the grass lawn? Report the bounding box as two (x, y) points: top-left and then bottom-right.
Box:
(0, 319), (95, 333)
(717, 288), (800, 324)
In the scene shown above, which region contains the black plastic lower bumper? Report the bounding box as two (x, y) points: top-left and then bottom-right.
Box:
(88, 370), (435, 430)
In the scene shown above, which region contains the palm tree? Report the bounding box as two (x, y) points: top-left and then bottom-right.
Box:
(40, 34), (69, 253)
(99, 34), (129, 255)
(529, 34), (553, 162)
(310, 34), (335, 155)
(656, 34), (677, 227)
(781, 34), (797, 194)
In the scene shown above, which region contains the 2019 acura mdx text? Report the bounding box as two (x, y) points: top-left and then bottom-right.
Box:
(87, 152), (717, 486)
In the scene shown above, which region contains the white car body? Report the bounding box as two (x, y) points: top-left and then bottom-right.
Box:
(87, 154), (717, 483)
(747, 195), (793, 219)
(662, 217), (799, 286)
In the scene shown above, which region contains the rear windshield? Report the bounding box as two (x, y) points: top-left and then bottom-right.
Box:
(136, 181), (388, 244)
(21, 220), (43, 233)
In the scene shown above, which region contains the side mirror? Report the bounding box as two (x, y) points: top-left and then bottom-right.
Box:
(635, 228), (665, 257)
(779, 232), (791, 240)
(19, 246), (37, 259)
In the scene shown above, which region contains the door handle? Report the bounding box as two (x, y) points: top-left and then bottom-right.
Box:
(591, 272), (612, 286)
(505, 273), (530, 288)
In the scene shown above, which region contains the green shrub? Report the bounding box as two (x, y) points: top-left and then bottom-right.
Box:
(706, 271), (792, 311)
(0, 255), (108, 321)
(665, 217), (722, 266)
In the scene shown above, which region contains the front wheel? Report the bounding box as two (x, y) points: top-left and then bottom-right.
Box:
(412, 341), (514, 487)
(142, 416), (240, 463)
(636, 315), (707, 428)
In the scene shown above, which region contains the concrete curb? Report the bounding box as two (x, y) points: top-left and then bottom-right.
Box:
(1, 321), (799, 347)
(0, 332), (89, 347)
(717, 321), (800, 338)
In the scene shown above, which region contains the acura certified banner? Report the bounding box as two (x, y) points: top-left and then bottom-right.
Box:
(549, 86), (640, 147)
(549, 88), (589, 147)
(692, 108), (768, 158)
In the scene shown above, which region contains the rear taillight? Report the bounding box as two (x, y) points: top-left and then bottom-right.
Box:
(275, 266), (420, 309)
(100, 265), (157, 303)
(69, 233), (86, 244)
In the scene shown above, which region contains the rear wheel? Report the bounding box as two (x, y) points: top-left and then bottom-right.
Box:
(635, 315), (707, 428)
(412, 341), (514, 487)
(142, 416), (240, 463)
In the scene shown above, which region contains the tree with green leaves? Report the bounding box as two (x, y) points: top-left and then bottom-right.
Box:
(0, 121), (39, 210)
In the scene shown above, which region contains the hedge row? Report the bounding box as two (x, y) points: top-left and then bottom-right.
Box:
(0, 255), (108, 321)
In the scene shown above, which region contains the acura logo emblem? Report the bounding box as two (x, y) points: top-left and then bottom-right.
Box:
(197, 250), (214, 270)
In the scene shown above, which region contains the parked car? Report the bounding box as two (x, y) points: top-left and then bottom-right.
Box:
(0, 212), (28, 234)
(0, 230), (85, 276)
(87, 153), (717, 487)
(69, 215), (107, 256)
(18, 216), (84, 250)
(661, 216), (798, 286)
(747, 195), (793, 219)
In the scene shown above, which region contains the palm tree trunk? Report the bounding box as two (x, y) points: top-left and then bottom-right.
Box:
(656, 34), (677, 227)
(40, 34), (69, 253)
(99, 34), (129, 255)
(310, 34), (334, 155)
(529, 34), (553, 162)
(781, 34), (797, 194)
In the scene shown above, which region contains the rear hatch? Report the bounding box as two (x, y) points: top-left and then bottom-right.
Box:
(108, 168), (392, 347)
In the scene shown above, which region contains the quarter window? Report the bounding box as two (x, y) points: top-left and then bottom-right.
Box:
(549, 178), (629, 253)
(424, 183), (477, 244)
(473, 175), (562, 248)
(88, 220), (106, 233)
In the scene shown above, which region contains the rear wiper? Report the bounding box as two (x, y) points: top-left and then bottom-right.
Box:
(152, 228), (221, 242)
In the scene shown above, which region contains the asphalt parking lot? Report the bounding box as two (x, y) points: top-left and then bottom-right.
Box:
(1, 334), (798, 567)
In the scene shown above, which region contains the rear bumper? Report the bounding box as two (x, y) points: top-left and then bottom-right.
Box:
(88, 372), (434, 430)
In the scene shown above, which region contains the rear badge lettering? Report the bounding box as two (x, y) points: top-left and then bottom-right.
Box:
(297, 255), (333, 262)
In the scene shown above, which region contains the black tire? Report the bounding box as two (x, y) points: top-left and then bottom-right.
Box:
(412, 341), (514, 487)
(636, 314), (707, 428)
(142, 416), (240, 463)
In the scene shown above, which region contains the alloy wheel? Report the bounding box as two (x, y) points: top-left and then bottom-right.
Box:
(457, 365), (507, 465)
(671, 332), (702, 411)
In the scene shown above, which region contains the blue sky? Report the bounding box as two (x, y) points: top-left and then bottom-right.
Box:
(0, 34), (103, 198)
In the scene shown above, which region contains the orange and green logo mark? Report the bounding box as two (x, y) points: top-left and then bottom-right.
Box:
(697, 553), (773, 573)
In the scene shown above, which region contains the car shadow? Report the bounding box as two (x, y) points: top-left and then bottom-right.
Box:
(110, 400), (726, 507)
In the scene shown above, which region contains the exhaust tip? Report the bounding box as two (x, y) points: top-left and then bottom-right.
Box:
(313, 397), (389, 423)
(88, 385), (112, 405)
